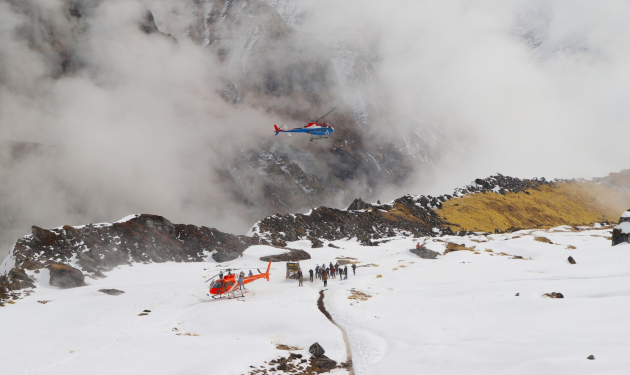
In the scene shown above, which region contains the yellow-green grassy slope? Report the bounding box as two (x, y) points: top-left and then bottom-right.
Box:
(437, 181), (630, 233)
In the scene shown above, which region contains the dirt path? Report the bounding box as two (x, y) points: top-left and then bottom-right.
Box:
(317, 290), (354, 375)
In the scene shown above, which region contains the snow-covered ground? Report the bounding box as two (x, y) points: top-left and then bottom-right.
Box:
(1, 226), (629, 375)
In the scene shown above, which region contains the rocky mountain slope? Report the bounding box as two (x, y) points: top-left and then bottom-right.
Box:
(3, 173), (629, 304)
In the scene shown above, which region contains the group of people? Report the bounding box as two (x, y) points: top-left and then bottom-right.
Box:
(295, 262), (357, 288)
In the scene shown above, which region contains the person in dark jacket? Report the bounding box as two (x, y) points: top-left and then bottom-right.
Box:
(309, 268), (314, 282)
(352, 263), (357, 275)
(344, 265), (348, 280)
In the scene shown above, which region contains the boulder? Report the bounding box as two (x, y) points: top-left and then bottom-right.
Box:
(310, 356), (337, 371)
(568, 256), (576, 264)
(309, 237), (324, 248)
(46, 263), (86, 288)
(309, 342), (325, 357)
(543, 292), (564, 299)
(328, 243), (340, 249)
(587, 355), (595, 360)
(99, 289), (125, 296)
(347, 198), (371, 211)
(261, 249), (311, 262)
(212, 250), (240, 263)
(9, 268), (35, 289)
(9, 268), (32, 282)
(410, 247), (440, 259)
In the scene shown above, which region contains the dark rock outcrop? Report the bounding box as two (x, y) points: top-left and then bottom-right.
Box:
(10, 215), (263, 276)
(46, 263), (85, 288)
(260, 249), (311, 262)
(347, 198), (371, 211)
(309, 342), (326, 357)
(310, 356), (337, 371)
(543, 292), (564, 299)
(212, 250), (241, 263)
(99, 289), (125, 296)
(612, 209), (630, 246)
(568, 256), (576, 264)
(410, 247), (440, 259)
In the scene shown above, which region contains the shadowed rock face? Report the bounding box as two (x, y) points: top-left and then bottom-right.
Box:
(10, 215), (264, 276)
(46, 263), (85, 289)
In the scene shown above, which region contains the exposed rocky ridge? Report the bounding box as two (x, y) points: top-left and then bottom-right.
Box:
(251, 174), (554, 245)
(2, 173), (627, 304)
(0, 214), (265, 303)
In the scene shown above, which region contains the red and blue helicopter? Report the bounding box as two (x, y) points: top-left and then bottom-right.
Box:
(274, 107), (337, 141)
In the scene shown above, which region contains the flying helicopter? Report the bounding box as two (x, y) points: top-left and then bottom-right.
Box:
(273, 107), (337, 141)
(205, 262), (272, 299)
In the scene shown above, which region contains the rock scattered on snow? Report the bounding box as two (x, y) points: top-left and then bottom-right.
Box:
(46, 263), (85, 289)
(347, 198), (372, 211)
(309, 237), (324, 248)
(543, 292), (564, 299)
(310, 355), (337, 371)
(99, 289), (125, 296)
(260, 249), (311, 262)
(587, 355), (595, 360)
(212, 250), (240, 263)
(515, 293), (520, 296)
(410, 247), (440, 259)
(309, 342), (325, 357)
(568, 256), (576, 264)
(328, 243), (340, 249)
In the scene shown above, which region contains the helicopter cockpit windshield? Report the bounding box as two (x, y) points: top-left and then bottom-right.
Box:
(211, 281), (223, 289)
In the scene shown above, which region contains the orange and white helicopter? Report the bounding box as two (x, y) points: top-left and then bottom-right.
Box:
(205, 262), (272, 299)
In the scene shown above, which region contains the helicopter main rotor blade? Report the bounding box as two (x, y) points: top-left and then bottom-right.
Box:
(315, 107), (337, 122)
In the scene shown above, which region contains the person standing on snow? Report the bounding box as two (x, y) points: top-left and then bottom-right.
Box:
(298, 270), (304, 287)
(238, 272), (245, 290)
(322, 271), (328, 287)
(352, 263), (356, 275)
(344, 265), (348, 280)
(309, 268), (314, 282)
(331, 266), (336, 279)
(248, 270), (253, 277)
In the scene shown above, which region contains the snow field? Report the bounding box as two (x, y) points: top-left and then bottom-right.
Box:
(1, 227), (629, 374)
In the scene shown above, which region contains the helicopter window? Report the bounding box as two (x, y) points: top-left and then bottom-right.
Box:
(212, 282), (223, 289)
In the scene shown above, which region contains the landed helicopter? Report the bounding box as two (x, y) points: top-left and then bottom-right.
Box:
(205, 262), (272, 299)
(273, 107), (337, 141)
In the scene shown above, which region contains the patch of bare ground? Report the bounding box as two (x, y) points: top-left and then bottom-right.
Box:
(437, 181), (630, 233)
(444, 242), (476, 253)
(276, 344), (302, 351)
(335, 256), (359, 265)
(348, 289), (371, 302)
(534, 236), (553, 244)
(357, 263), (378, 268)
(566, 245), (577, 250)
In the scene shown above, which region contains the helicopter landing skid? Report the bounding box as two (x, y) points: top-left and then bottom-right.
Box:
(310, 136), (329, 142)
(211, 289), (248, 299)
